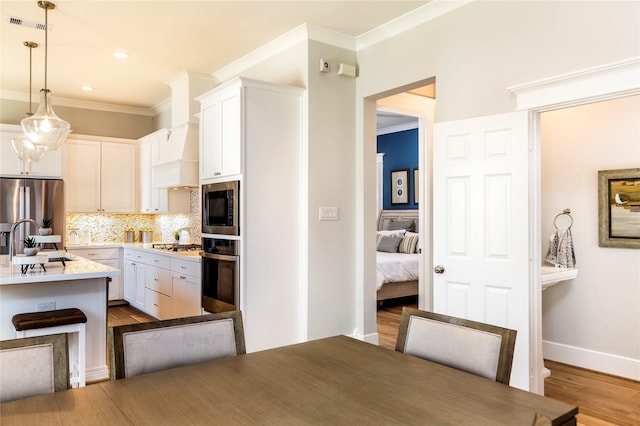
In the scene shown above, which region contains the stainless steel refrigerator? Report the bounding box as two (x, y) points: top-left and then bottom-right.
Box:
(0, 177), (65, 256)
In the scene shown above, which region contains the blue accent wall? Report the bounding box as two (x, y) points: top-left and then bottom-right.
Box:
(377, 128), (418, 210)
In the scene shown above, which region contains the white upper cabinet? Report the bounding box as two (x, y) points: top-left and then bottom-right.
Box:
(0, 123), (63, 178)
(65, 136), (137, 213)
(198, 83), (242, 180)
(139, 130), (190, 214)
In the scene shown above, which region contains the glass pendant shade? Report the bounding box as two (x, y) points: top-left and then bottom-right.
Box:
(10, 134), (46, 162)
(21, 89), (70, 151)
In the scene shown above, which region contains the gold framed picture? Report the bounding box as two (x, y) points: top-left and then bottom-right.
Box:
(598, 168), (640, 248)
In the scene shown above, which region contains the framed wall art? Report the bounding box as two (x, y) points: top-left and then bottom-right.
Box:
(598, 168), (640, 248)
(390, 169), (409, 205)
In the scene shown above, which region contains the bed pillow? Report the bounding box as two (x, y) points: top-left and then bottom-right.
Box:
(399, 233), (419, 254)
(377, 236), (403, 253)
(406, 231), (421, 252)
(387, 219), (415, 232)
(376, 230), (406, 246)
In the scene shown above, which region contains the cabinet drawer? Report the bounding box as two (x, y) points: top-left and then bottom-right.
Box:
(68, 247), (120, 260)
(145, 288), (172, 320)
(145, 252), (171, 268)
(145, 265), (172, 296)
(171, 257), (200, 278)
(124, 249), (145, 262)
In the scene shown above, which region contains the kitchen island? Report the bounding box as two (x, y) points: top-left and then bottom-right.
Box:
(0, 254), (119, 383)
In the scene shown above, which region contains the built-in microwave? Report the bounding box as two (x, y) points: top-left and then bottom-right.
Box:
(202, 180), (239, 236)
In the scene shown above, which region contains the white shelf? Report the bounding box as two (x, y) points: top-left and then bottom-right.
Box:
(30, 235), (62, 243)
(541, 266), (578, 290)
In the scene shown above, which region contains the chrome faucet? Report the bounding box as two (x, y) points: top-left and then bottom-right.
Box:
(8, 218), (39, 263)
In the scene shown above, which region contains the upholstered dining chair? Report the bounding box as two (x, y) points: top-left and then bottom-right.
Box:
(108, 311), (246, 380)
(0, 333), (70, 402)
(395, 307), (517, 385)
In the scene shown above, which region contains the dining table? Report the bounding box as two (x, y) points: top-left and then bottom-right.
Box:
(1, 335), (577, 425)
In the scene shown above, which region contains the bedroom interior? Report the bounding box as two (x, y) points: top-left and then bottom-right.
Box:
(375, 96), (424, 314)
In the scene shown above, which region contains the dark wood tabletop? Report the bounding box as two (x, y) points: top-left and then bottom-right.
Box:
(1, 335), (577, 425)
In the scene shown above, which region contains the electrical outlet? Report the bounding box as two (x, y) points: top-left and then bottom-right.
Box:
(37, 301), (56, 312)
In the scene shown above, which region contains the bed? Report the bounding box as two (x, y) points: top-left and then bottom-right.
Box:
(376, 210), (420, 302)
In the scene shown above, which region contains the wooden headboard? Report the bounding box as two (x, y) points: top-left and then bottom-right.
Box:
(377, 209), (419, 232)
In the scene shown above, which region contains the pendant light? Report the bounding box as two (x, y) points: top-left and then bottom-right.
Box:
(20, 1), (70, 151)
(10, 41), (46, 163)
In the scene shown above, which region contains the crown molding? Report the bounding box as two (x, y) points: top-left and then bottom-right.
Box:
(377, 121), (418, 136)
(508, 56), (640, 111)
(357, 0), (474, 50)
(212, 23), (355, 84)
(212, 24), (309, 84)
(0, 90), (156, 117)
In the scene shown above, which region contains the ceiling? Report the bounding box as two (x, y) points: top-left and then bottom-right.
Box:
(376, 110), (418, 134)
(1, 1), (430, 111)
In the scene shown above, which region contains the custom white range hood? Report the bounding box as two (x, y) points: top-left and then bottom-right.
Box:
(152, 71), (214, 189)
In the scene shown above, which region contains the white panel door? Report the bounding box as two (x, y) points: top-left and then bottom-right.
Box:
(433, 111), (530, 390)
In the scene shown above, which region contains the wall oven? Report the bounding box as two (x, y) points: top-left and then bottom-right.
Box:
(202, 180), (239, 236)
(201, 237), (239, 313)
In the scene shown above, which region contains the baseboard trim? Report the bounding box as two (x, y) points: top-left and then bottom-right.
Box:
(543, 340), (640, 381)
(348, 330), (380, 345)
(86, 365), (109, 383)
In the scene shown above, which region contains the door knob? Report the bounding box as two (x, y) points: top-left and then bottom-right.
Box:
(434, 265), (445, 274)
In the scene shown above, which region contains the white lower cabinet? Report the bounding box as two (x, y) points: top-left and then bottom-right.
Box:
(144, 287), (172, 319)
(143, 252), (172, 320)
(68, 247), (122, 301)
(171, 257), (201, 318)
(123, 247), (201, 320)
(123, 248), (146, 310)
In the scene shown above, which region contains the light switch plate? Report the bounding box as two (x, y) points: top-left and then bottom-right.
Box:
(319, 206), (338, 221)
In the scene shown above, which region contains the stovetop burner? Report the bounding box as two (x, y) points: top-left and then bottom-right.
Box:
(151, 243), (201, 252)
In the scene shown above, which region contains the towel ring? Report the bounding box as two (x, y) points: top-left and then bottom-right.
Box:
(553, 208), (573, 230)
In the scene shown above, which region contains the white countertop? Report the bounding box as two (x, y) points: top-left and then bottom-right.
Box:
(67, 242), (202, 261)
(0, 254), (120, 286)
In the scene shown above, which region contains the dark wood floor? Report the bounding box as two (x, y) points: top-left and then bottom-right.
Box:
(108, 303), (155, 328)
(376, 297), (640, 426)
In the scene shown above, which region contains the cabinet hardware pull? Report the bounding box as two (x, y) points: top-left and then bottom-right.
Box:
(180, 276), (186, 279)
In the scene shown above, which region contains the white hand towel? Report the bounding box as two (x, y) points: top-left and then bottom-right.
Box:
(545, 226), (576, 268)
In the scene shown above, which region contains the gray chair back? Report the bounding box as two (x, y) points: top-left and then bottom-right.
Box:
(0, 333), (69, 402)
(108, 311), (246, 380)
(395, 307), (517, 385)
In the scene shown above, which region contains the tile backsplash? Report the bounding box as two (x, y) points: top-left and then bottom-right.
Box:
(66, 190), (201, 244)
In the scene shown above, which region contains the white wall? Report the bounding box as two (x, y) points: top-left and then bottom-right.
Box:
(357, 1), (640, 120)
(214, 35), (359, 342)
(540, 95), (640, 379)
(355, 0), (639, 368)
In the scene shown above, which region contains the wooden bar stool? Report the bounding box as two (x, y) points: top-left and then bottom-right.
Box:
(12, 308), (87, 388)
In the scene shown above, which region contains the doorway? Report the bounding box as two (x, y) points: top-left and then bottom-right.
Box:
(374, 85), (435, 342)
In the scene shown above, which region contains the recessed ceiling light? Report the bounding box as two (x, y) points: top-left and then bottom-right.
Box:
(81, 86), (94, 92)
(113, 51), (128, 59)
